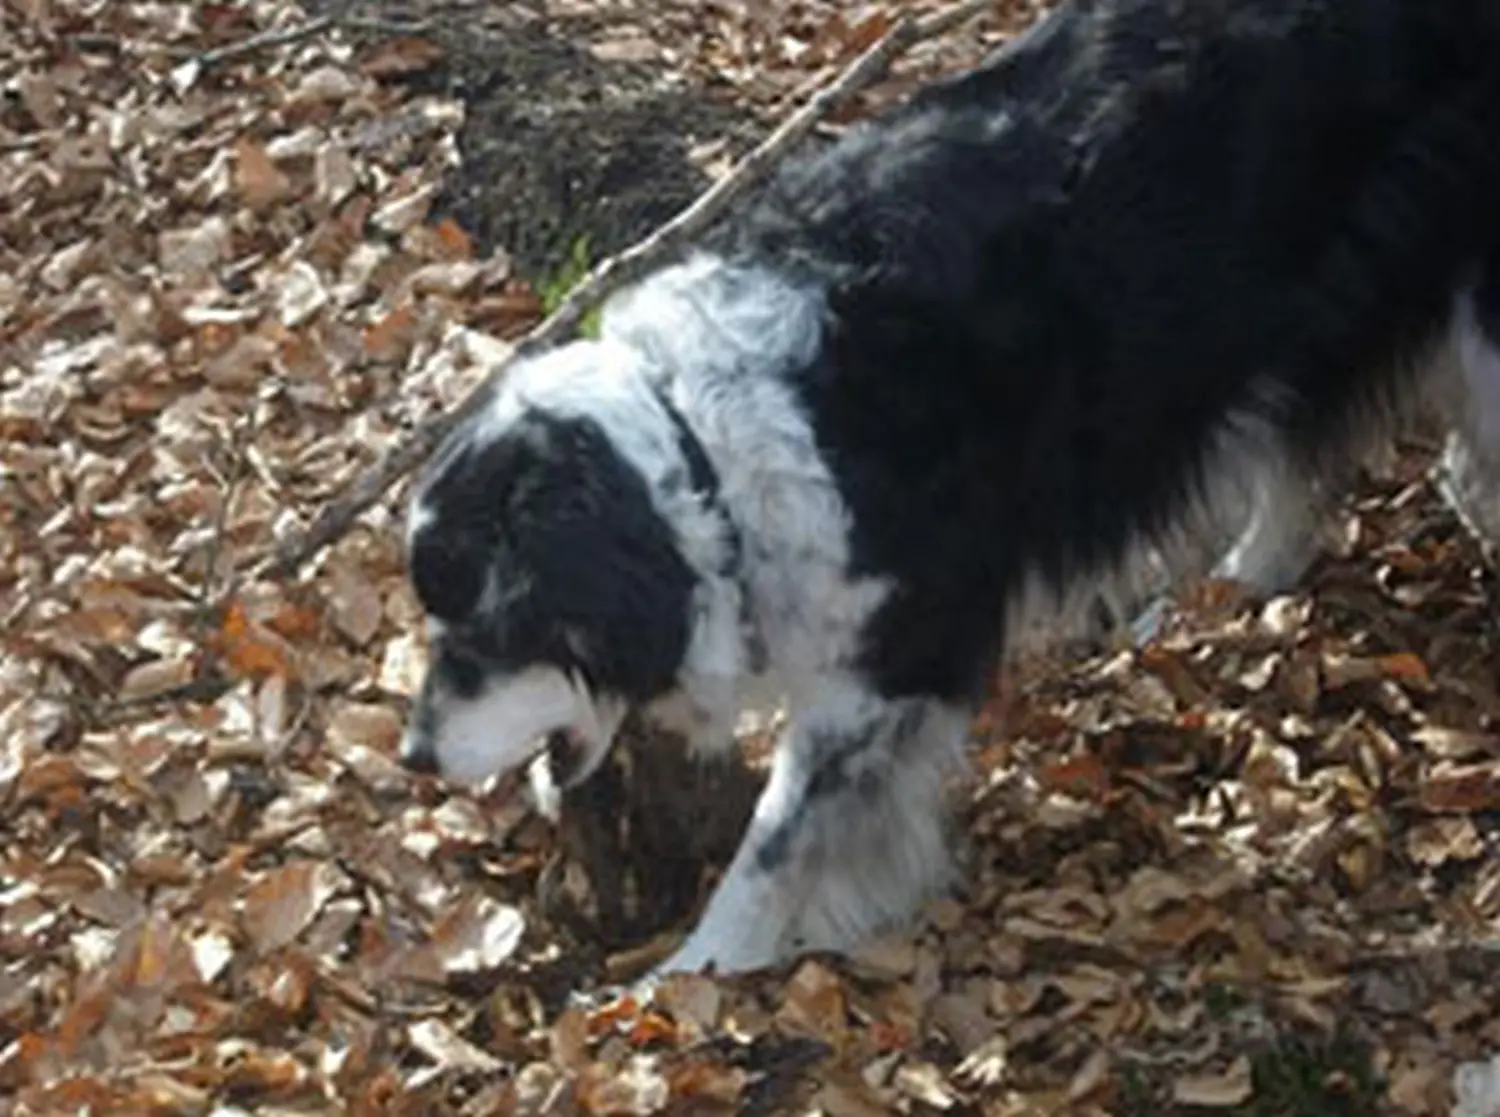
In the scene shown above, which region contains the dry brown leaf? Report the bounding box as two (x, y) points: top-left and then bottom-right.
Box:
(812, 1076), (892, 1117)
(407, 1017), (503, 1075)
(1407, 817), (1485, 866)
(118, 654), (197, 701)
(652, 973), (722, 1042)
(1067, 1047), (1111, 1102)
(842, 9), (896, 59)
(576, 1056), (671, 1116)
(362, 301), (419, 363)
(359, 36), (447, 79)
(667, 1059), (747, 1106)
(218, 599), (296, 683)
(431, 217), (473, 261)
(240, 861), (347, 954)
(1420, 761), (1500, 813)
(1035, 750), (1111, 800)
(775, 960), (848, 1043)
(1172, 1056), (1254, 1107)
(234, 138), (292, 210)
(591, 32), (662, 64)
(427, 894), (525, 977)
(323, 562), (386, 646)
(1412, 726), (1499, 761)
(1388, 1056), (1452, 1115)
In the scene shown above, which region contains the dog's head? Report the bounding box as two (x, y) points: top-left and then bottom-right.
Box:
(398, 339), (711, 788)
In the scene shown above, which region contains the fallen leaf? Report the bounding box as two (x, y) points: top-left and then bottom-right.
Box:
(218, 599), (295, 682)
(234, 138), (292, 210)
(1173, 1056), (1254, 1107)
(1036, 751), (1110, 800)
(407, 1018), (503, 1074)
(359, 36), (446, 79)
(427, 894), (525, 976)
(576, 1056), (670, 1116)
(1419, 762), (1500, 813)
(1407, 817), (1486, 866)
(775, 960), (847, 1043)
(240, 861), (347, 954)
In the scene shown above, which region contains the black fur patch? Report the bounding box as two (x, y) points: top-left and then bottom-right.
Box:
(410, 408), (698, 705)
(706, 0), (1500, 703)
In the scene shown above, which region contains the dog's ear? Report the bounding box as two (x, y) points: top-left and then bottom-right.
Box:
(409, 522), (490, 623)
(408, 429), (523, 624)
(504, 414), (699, 702)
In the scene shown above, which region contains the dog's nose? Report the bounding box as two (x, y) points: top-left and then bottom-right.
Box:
(401, 743), (440, 775)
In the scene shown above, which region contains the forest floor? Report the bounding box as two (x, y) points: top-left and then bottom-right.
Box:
(1, 1), (1498, 1114)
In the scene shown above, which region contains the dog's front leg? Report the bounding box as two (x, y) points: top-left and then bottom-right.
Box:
(654, 679), (968, 978)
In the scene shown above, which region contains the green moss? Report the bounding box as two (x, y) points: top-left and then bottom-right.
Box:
(536, 234), (602, 339)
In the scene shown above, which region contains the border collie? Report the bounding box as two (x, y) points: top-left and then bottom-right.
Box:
(399, 0), (1500, 978)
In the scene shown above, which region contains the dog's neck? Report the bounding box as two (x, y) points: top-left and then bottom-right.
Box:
(622, 363), (766, 754)
(605, 254), (885, 740)
(647, 377), (744, 583)
(650, 372), (771, 694)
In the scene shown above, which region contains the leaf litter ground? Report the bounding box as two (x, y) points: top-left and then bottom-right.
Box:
(1, 1), (1498, 1114)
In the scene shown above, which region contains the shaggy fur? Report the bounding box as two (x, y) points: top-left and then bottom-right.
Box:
(400, 0), (1500, 978)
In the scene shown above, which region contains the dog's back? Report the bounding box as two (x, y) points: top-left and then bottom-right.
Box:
(706, 0), (1500, 701)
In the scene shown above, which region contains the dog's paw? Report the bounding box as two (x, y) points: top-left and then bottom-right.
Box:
(650, 935), (780, 983)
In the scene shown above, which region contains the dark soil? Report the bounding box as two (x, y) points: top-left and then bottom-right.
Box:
(553, 718), (763, 957)
(312, 1), (766, 281)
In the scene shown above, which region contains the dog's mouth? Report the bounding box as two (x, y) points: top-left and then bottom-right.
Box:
(543, 726), (595, 788)
(518, 724), (613, 821)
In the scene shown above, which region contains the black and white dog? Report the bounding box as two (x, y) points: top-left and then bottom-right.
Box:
(400, 0), (1500, 978)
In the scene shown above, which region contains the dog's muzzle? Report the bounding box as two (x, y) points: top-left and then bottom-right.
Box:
(397, 666), (626, 791)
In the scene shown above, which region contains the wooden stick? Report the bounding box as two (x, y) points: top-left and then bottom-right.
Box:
(262, 0), (997, 580)
(194, 15), (335, 71)
(188, 13), (431, 73)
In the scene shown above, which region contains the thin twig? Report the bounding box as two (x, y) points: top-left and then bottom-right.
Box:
(912, 0), (998, 39)
(194, 14), (335, 70)
(262, 0), (998, 581)
(191, 12), (430, 72)
(342, 16), (434, 36)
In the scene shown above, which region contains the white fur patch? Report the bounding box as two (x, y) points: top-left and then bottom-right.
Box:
(601, 255), (892, 710)
(402, 663), (624, 788)
(655, 678), (967, 978)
